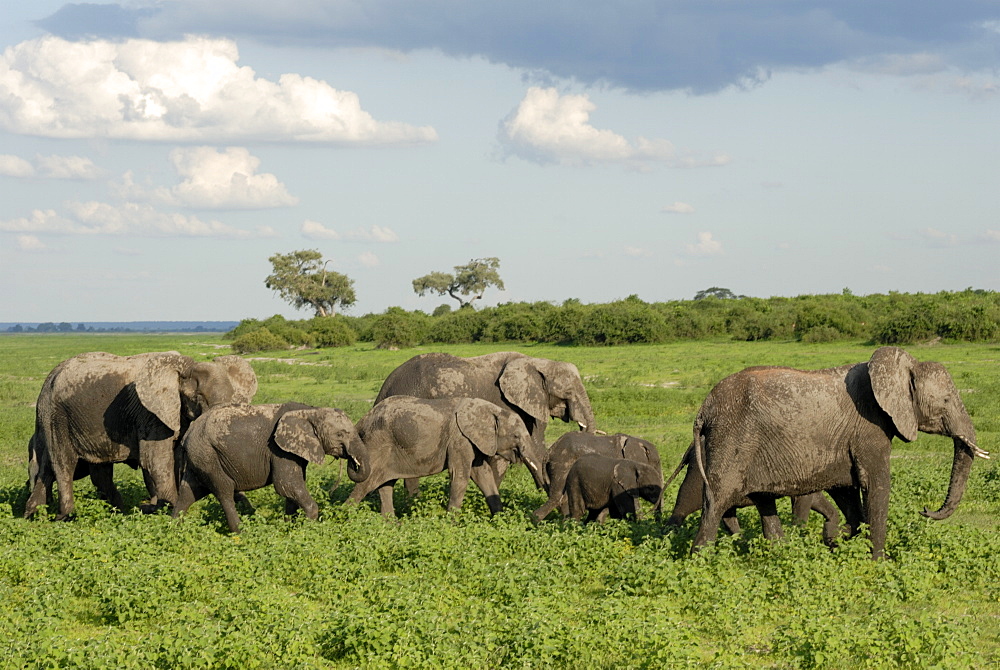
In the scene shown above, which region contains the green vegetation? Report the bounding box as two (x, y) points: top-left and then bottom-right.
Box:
(1, 334), (999, 667)
(226, 289), (1000, 352)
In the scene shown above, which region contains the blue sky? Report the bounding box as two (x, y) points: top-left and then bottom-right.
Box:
(2, 2), (999, 321)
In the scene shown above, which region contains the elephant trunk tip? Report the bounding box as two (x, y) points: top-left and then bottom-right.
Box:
(920, 505), (956, 521)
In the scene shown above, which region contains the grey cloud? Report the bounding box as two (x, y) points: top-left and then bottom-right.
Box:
(35, 1), (1000, 93)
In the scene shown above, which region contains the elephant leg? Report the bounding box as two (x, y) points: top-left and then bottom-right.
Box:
(403, 477), (421, 498)
(828, 487), (864, 537)
(376, 481), (397, 518)
(139, 438), (178, 511)
(470, 462), (503, 515)
(88, 463), (125, 512)
(489, 457), (510, 488)
(613, 492), (638, 520)
(172, 473), (210, 518)
(751, 495), (784, 541)
(50, 455), (78, 521)
(533, 489), (565, 522)
(721, 507), (742, 535)
(665, 465), (705, 527)
(273, 462), (319, 521)
(863, 477), (891, 560)
(24, 473), (54, 519)
(790, 495), (812, 525)
(591, 507), (610, 524)
(809, 494), (843, 546)
(345, 475), (386, 507)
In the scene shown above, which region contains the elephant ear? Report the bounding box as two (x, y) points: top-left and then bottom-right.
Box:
(134, 353), (193, 433)
(612, 461), (639, 493)
(868, 346), (919, 442)
(213, 355), (258, 404)
(498, 358), (547, 422)
(273, 410), (326, 464)
(456, 401), (499, 457)
(621, 437), (651, 464)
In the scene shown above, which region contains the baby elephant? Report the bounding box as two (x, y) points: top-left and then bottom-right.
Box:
(347, 396), (549, 518)
(174, 402), (369, 532)
(533, 432), (663, 522)
(564, 454), (663, 523)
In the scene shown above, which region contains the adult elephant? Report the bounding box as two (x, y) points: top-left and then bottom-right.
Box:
(347, 396), (549, 518)
(374, 351), (596, 489)
(690, 346), (987, 559)
(533, 432), (663, 522)
(25, 351), (258, 520)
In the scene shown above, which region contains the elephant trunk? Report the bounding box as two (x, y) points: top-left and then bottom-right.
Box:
(520, 445), (549, 491)
(921, 435), (985, 520)
(345, 435), (370, 483)
(571, 398), (596, 434)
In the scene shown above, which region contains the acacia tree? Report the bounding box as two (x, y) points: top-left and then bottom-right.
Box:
(265, 249), (356, 317)
(412, 257), (505, 309)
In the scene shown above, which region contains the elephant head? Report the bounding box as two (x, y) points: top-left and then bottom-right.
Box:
(274, 407), (370, 483)
(134, 353), (258, 433)
(456, 400), (549, 490)
(617, 434), (664, 511)
(612, 461), (664, 507)
(868, 346), (988, 521)
(498, 356), (596, 433)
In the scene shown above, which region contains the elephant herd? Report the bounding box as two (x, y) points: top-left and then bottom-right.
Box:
(23, 347), (988, 558)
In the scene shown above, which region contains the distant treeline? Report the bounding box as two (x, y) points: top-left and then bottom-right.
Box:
(3, 321), (238, 334)
(226, 289), (1000, 353)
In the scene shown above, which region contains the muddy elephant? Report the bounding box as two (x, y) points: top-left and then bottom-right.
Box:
(663, 442), (847, 545)
(174, 402), (367, 532)
(690, 346), (987, 559)
(533, 432), (663, 522)
(374, 351), (595, 492)
(347, 396), (549, 518)
(564, 454), (663, 523)
(25, 351), (257, 520)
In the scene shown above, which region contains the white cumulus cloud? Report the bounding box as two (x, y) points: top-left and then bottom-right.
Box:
(0, 153), (101, 179)
(359, 251), (380, 267)
(16, 234), (47, 251)
(0, 202), (277, 239)
(163, 147), (297, 208)
(0, 36), (438, 144)
(0, 155), (35, 177)
(685, 231), (723, 256)
(662, 202), (696, 214)
(498, 87), (729, 169)
(301, 220), (399, 242)
(920, 227), (958, 246)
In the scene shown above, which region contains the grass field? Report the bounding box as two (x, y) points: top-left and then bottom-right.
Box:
(1, 334), (998, 668)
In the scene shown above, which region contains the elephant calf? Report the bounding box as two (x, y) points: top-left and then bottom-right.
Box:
(347, 396), (549, 518)
(564, 454), (663, 523)
(533, 432), (663, 522)
(174, 402), (368, 532)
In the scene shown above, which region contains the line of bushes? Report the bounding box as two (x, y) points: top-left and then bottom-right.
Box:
(226, 289), (1000, 353)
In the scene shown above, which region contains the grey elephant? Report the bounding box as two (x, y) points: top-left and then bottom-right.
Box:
(374, 351), (596, 492)
(663, 442), (847, 545)
(25, 351), (258, 520)
(690, 346), (987, 559)
(564, 454), (663, 523)
(533, 432), (663, 522)
(173, 402), (368, 532)
(346, 396), (549, 518)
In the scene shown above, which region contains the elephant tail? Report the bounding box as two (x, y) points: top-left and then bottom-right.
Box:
(662, 442), (693, 490)
(692, 418), (714, 509)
